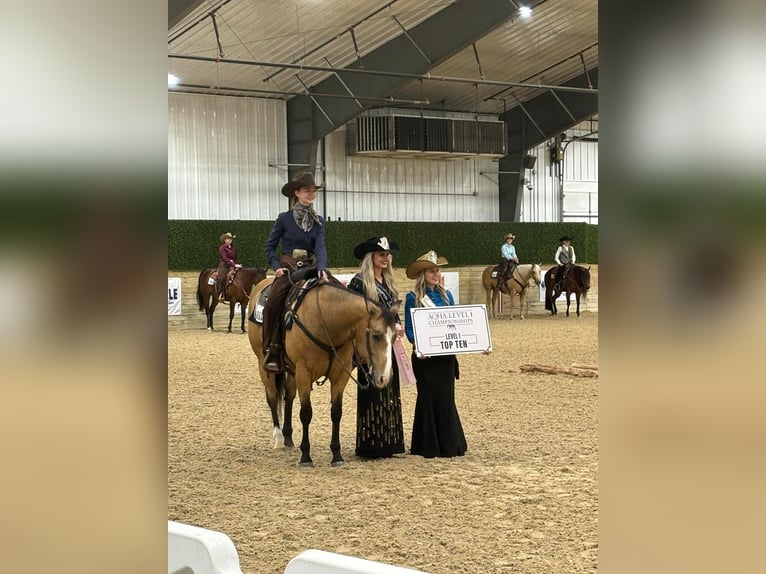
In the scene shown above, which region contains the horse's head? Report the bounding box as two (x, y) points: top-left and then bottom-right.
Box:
(531, 263), (543, 286)
(355, 302), (399, 389)
(579, 266), (592, 292)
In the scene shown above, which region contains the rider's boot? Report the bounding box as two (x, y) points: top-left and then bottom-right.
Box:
(263, 345), (282, 373)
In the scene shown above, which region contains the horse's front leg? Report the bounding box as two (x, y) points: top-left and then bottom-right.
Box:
(329, 385), (345, 466)
(519, 288), (526, 319)
(298, 390), (314, 467)
(575, 293), (581, 317)
(565, 292), (572, 317)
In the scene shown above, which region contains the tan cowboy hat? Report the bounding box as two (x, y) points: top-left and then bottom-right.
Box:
(406, 250), (448, 279)
(505, 233), (516, 240)
(219, 232), (236, 243)
(281, 172), (325, 197)
(353, 236), (400, 259)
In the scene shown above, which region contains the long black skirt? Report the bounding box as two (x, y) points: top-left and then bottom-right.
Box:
(410, 353), (467, 458)
(355, 358), (405, 458)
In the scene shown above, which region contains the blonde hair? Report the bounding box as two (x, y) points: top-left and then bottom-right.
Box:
(359, 251), (399, 303)
(412, 268), (449, 306)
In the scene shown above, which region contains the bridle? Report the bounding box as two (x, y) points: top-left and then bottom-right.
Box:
(289, 282), (385, 389)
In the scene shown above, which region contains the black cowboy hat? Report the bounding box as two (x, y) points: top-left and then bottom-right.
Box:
(353, 236), (400, 259)
(281, 172), (325, 197)
(405, 250), (448, 279)
(559, 235), (573, 242)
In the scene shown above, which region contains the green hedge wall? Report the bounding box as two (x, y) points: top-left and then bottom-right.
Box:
(169, 220), (598, 271)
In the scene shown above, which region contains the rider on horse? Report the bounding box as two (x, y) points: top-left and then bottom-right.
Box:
(553, 235), (576, 291)
(216, 232), (242, 303)
(262, 173), (329, 373)
(497, 233), (519, 294)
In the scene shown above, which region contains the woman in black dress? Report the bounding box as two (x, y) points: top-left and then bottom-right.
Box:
(347, 236), (405, 459)
(403, 250), (467, 458)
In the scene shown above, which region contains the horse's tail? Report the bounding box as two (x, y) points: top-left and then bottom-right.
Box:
(197, 270), (206, 310)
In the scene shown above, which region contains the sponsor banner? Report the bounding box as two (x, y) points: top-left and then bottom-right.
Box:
(168, 278), (182, 315)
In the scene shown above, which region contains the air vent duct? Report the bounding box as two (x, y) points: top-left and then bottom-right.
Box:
(348, 113), (506, 160)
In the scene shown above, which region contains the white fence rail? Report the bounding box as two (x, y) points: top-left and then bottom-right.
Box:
(168, 522), (431, 574)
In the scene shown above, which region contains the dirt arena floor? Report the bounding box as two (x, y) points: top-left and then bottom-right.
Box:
(168, 311), (598, 574)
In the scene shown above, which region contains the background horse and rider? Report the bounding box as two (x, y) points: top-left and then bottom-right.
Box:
(481, 263), (542, 319)
(544, 264), (591, 317)
(247, 275), (399, 467)
(196, 267), (267, 332)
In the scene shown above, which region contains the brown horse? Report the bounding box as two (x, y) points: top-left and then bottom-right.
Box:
(196, 267), (267, 333)
(247, 277), (399, 467)
(544, 265), (591, 317)
(481, 263), (542, 319)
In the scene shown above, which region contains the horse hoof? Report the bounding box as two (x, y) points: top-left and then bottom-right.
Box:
(331, 459), (344, 467)
(299, 461), (314, 468)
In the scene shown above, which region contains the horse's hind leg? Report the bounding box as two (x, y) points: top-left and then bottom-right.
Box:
(329, 387), (345, 466)
(281, 373), (296, 448)
(519, 290), (526, 320)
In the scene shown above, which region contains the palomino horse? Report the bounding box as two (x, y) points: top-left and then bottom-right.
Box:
(481, 263), (542, 319)
(196, 267), (267, 333)
(247, 277), (399, 467)
(544, 265), (591, 317)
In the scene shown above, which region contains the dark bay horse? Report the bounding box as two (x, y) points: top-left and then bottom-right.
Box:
(481, 263), (542, 319)
(196, 267), (267, 332)
(247, 277), (399, 467)
(544, 265), (591, 317)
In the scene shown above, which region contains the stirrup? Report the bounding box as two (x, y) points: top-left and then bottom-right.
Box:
(263, 348), (282, 372)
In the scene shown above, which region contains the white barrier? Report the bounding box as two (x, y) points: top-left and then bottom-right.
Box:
(168, 521), (244, 574)
(285, 549), (431, 574)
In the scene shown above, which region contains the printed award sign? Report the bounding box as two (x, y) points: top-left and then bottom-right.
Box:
(410, 304), (492, 357)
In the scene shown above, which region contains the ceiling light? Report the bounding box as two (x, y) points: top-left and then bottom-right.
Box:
(519, 6), (532, 18)
(168, 74), (180, 87)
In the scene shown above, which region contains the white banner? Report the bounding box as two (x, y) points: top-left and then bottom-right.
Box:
(168, 277), (182, 315)
(410, 304), (492, 356)
(440, 271), (460, 304)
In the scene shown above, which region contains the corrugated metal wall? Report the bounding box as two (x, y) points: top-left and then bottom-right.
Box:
(521, 121), (599, 223)
(323, 126), (498, 222)
(168, 93), (288, 220)
(168, 93), (595, 223)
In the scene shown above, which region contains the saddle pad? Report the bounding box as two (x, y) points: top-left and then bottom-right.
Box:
(248, 284), (272, 324)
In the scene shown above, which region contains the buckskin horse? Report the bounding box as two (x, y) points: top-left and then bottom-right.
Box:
(196, 267), (267, 333)
(481, 263), (542, 319)
(247, 276), (399, 467)
(544, 264), (591, 317)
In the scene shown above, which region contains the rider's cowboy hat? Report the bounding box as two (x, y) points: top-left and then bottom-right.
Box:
(281, 172), (325, 197)
(219, 232), (236, 243)
(406, 250), (448, 279)
(505, 233), (516, 240)
(559, 235), (573, 242)
(353, 236), (400, 260)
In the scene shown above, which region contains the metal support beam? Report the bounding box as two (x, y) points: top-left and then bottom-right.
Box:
(392, 15), (432, 64)
(168, 0), (231, 40)
(497, 67), (598, 222)
(284, 0), (522, 179)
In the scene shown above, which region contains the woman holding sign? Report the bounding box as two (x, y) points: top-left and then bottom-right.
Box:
(347, 236), (406, 459)
(404, 250), (467, 459)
